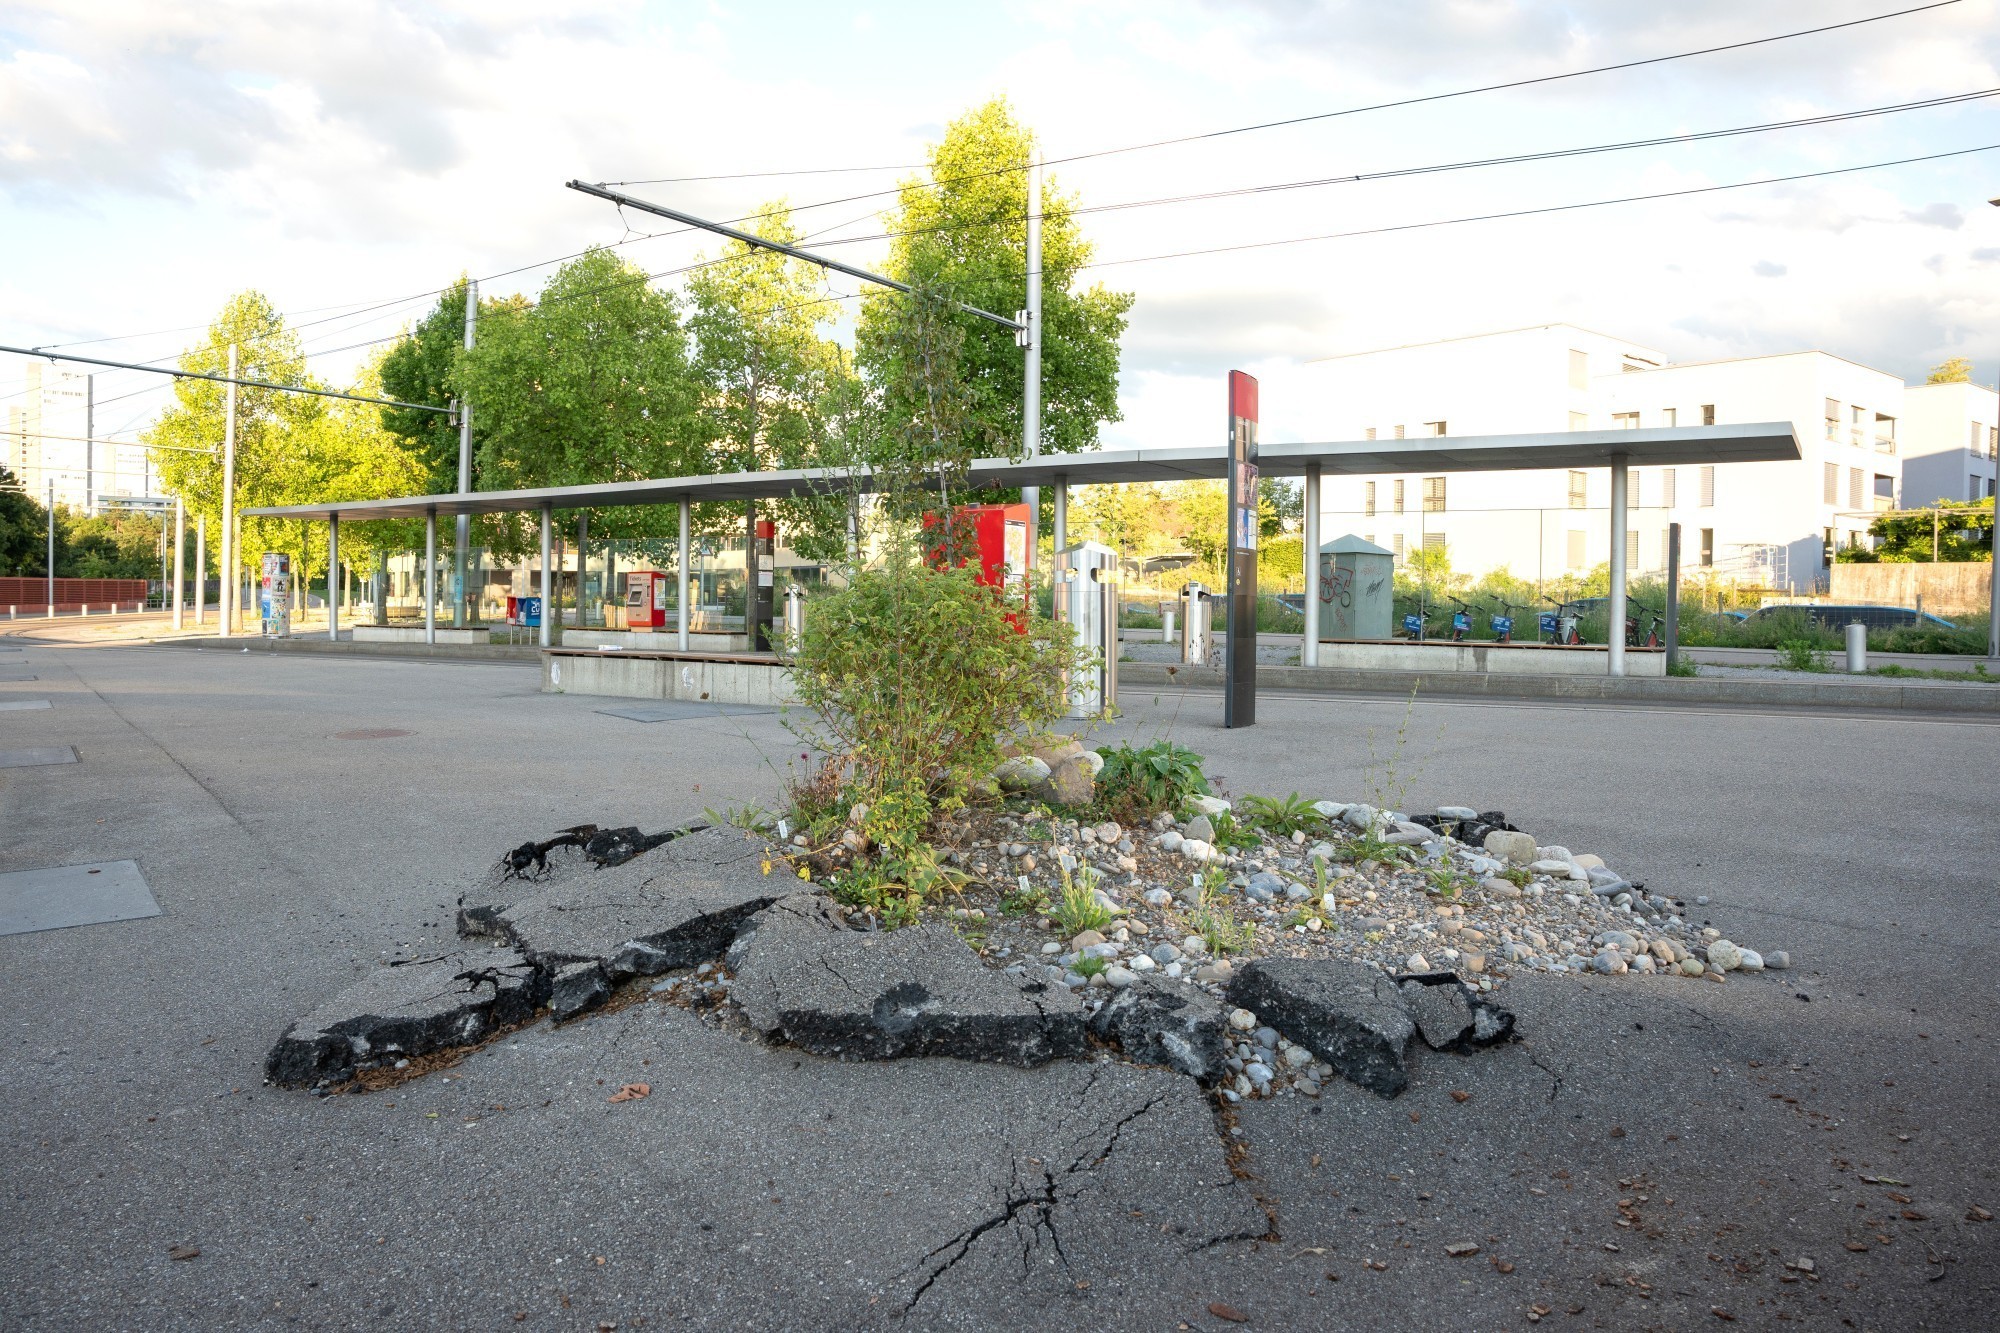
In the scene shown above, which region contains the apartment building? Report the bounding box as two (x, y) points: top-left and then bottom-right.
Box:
(1900, 379), (1998, 505)
(7, 365), (159, 512)
(1300, 325), (1909, 592)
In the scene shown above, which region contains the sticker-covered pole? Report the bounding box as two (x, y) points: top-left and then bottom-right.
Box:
(1224, 370), (1260, 728)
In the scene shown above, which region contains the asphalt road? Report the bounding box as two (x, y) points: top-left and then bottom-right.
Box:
(2, 635), (1995, 1330)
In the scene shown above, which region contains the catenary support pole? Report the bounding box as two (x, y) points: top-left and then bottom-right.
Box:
(456, 279), (476, 627)
(1302, 464), (1321, 667)
(219, 343), (238, 637)
(327, 514), (339, 640)
(172, 497), (185, 629)
(1608, 454), (1629, 677)
(1022, 147), (1043, 584)
(423, 509), (436, 646)
(1665, 521), (1681, 673)
(577, 512), (589, 628)
(539, 503), (553, 649)
(194, 516), (205, 625)
(45, 479), (54, 614)
(677, 495), (691, 652)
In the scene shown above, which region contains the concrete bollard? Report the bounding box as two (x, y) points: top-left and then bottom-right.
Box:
(1162, 608), (1176, 643)
(1845, 621), (1867, 673)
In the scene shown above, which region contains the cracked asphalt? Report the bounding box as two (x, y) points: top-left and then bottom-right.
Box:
(2, 633), (1996, 1329)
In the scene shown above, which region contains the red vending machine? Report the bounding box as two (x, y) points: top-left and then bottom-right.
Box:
(926, 503), (1032, 620)
(624, 570), (672, 631)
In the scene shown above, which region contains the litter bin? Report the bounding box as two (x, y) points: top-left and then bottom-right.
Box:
(1181, 582), (1213, 665)
(1055, 541), (1120, 719)
(1845, 621), (1867, 673)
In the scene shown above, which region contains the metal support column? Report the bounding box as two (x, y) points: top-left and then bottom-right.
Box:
(1608, 454), (1629, 678)
(219, 343), (237, 637)
(1665, 521), (1681, 674)
(1053, 476), (1068, 552)
(194, 516), (205, 626)
(171, 497), (185, 630)
(1022, 147), (1043, 585)
(677, 496), (691, 651)
(577, 512), (589, 628)
(539, 503), (553, 649)
(423, 509), (436, 646)
(455, 279), (476, 627)
(1302, 464), (1321, 667)
(328, 514), (340, 640)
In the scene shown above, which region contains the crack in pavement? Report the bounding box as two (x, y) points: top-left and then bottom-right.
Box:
(1526, 1045), (1565, 1102)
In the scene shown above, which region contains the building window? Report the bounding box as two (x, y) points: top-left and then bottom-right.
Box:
(1364, 481), (1376, 516)
(1974, 423), (1985, 452)
(1624, 531), (1639, 568)
(1569, 411), (1588, 431)
(1423, 532), (1445, 552)
(1660, 530), (1671, 571)
(1976, 477), (1986, 503)
(1823, 462), (1839, 505)
(1393, 424), (1406, 440)
(1824, 398), (1841, 441)
(1424, 421), (1447, 437)
(1393, 480), (1405, 513)
(1363, 532), (1374, 546)
(1568, 349), (1589, 390)
(1701, 404), (1716, 426)
(1700, 528), (1714, 567)
(1612, 411), (1640, 429)
(1422, 476), (1447, 512)
(1700, 466), (1715, 507)
(1662, 407), (1677, 427)
(1851, 405), (1866, 447)
(1661, 467), (1677, 507)
(1875, 412), (1895, 452)
(1391, 533), (1405, 562)
(1848, 466), (1863, 511)
(1566, 530), (1586, 570)
(1568, 470), (1588, 509)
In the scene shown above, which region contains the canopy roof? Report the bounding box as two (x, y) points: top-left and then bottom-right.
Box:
(243, 423), (1799, 522)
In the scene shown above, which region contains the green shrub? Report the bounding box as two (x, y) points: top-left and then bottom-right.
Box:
(1053, 864), (1114, 936)
(1776, 639), (1832, 672)
(1732, 607), (1839, 651)
(1666, 656), (1701, 678)
(791, 541), (1080, 856)
(1238, 791), (1324, 837)
(1094, 740), (1212, 822)
(1873, 614), (1986, 656)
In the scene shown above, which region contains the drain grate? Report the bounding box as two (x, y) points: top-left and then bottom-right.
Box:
(331, 728), (413, 741)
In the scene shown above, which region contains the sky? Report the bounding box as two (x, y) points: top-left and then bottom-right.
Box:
(3, 0), (1998, 455)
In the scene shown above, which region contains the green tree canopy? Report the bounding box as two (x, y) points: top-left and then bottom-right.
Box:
(459, 249), (703, 550)
(858, 97), (1133, 465)
(0, 464), (49, 577)
(378, 277), (484, 494)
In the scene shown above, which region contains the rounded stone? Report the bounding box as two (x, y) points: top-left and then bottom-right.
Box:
(1228, 1007), (1257, 1031)
(1736, 948), (1764, 971)
(1679, 958), (1707, 976)
(1706, 940), (1744, 971)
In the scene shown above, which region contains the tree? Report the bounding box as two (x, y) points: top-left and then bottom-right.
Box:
(1847, 496), (1995, 562)
(459, 249), (703, 553)
(378, 277), (484, 495)
(0, 465), (49, 576)
(857, 98), (1133, 468)
(1926, 357), (1973, 385)
(686, 204), (857, 561)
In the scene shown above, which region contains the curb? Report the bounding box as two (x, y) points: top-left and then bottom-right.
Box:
(1118, 661), (2000, 715)
(153, 637), (544, 664)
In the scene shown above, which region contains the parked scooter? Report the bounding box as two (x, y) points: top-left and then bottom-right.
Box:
(1443, 595), (1475, 642)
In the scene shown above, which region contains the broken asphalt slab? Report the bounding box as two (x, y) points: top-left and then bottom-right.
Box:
(264, 944), (544, 1087)
(1229, 957), (1418, 1098)
(1087, 975), (1229, 1079)
(1396, 969), (1517, 1052)
(731, 896), (1087, 1067)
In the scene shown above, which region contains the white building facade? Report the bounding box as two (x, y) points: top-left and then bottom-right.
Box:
(1899, 380), (1998, 506)
(1299, 325), (1915, 593)
(6, 365), (159, 513)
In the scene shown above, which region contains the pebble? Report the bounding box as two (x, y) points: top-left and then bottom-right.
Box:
(1179, 839), (1216, 863)
(1765, 951), (1792, 970)
(1040, 941), (1062, 955)
(1070, 930), (1106, 950)
(1094, 821), (1123, 844)
(1181, 936), (1209, 957)
(1405, 953), (1430, 972)
(1679, 958), (1707, 977)
(1150, 943), (1183, 964)
(1437, 805), (1479, 821)
(1128, 954), (1157, 973)
(1706, 940), (1744, 971)
(1736, 948), (1764, 971)
(1141, 888), (1174, 907)
(1590, 952), (1627, 976)
(1158, 830), (1184, 853)
(1183, 814), (1215, 844)
(1227, 1007), (1257, 1031)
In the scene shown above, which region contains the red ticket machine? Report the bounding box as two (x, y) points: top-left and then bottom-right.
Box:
(926, 503), (1032, 620)
(625, 570), (672, 631)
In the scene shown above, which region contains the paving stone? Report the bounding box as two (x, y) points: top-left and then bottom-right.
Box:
(1227, 958), (1415, 1098)
(731, 910), (1086, 1067)
(264, 945), (544, 1088)
(1087, 976), (1228, 1079)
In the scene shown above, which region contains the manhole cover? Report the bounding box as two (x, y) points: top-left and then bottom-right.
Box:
(331, 728), (413, 741)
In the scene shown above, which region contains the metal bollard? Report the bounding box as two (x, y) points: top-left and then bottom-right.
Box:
(1162, 607), (1176, 643)
(1845, 622), (1867, 673)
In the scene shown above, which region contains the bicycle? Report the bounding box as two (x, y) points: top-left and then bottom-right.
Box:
(1628, 602), (1664, 648)
(1400, 600), (1431, 642)
(1443, 595), (1475, 643)
(1489, 597), (1528, 644)
(1539, 599), (1583, 646)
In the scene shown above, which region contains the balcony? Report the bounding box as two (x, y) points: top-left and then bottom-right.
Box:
(1874, 436), (1896, 455)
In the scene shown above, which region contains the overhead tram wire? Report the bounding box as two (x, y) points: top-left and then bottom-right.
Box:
(600, 1), (1967, 207)
(36, 2), (1956, 366)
